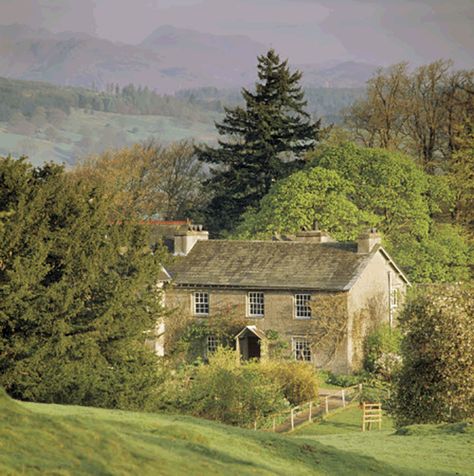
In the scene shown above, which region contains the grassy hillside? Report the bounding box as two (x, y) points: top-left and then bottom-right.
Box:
(0, 108), (219, 166)
(1, 390), (472, 475)
(292, 405), (473, 475)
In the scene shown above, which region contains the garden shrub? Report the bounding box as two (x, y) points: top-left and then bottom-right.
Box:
(261, 360), (319, 406)
(392, 284), (474, 427)
(155, 352), (320, 426)
(325, 372), (362, 388)
(364, 324), (402, 380)
(182, 349), (288, 426)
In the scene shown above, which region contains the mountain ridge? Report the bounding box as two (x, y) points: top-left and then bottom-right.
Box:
(0, 23), (378, 93)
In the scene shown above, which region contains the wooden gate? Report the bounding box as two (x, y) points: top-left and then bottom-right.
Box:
(362, 402), (382, 431)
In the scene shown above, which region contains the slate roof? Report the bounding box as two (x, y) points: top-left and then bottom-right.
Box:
(167, 240), (379, 291)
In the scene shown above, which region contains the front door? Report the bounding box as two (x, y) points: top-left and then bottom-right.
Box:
(247, 335), (261, 359)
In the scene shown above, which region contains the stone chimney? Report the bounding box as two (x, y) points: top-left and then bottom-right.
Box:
(174, 224), (209, 256)
(295, 220), (335, 243)
(357, 228), (382, 254)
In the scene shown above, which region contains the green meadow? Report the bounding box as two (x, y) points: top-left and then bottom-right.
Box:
(1, 390), (472, 475)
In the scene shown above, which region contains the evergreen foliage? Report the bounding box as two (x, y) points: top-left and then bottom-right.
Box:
(196, 49), (320, 233)
(0, 156), (165, 409)
(393, 284), (474, 426)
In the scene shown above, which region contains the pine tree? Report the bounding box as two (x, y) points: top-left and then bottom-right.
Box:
(197, 49), (320, 233)
(0, 157), (165, 410)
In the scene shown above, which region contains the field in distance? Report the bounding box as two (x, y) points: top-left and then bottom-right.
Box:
(0, 108), (219, 167)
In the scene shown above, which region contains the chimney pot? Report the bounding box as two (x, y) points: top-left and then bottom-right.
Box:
(357, 229), (381, 253)
(174, 224), (208, 255)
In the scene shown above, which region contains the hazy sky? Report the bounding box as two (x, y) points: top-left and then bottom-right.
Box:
(1, 0), (473, 67)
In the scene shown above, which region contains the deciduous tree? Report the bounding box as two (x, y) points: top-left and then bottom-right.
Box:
(71, 140), (205, 220)
(237, 143), (471, 282)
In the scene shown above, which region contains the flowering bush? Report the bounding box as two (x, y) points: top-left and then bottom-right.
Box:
(373, 353), (403, 381)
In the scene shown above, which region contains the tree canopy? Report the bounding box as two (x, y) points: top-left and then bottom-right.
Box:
(71, 140), (205, 221)
(344, 60), (474, 174)
(235, 166), (375, 241)
(236, 143), (472, 283)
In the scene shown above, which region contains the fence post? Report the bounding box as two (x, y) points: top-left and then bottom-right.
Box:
(290, 408), (295, 431)
(308, 401), (312, 421)
(273, 416), (276, 432)
(325, 396), (329, 415)
(342, 389), (346, 407)
(362, 402), (365, 432)
(254, 419), (257, 431)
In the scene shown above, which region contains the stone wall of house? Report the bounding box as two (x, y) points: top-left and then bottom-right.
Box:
(347, 251), (407, 371)
(165, 287), (351, 373)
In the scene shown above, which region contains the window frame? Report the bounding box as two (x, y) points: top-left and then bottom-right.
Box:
(247, 291), (265, 318)
(390, 287), (399, 309)
(206, 335), (218, 354)
(292, 337), (312, 362)
(294, 293), (312, 319)
(193, 291), (209, 316)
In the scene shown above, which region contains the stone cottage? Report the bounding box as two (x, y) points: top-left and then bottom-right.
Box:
(160, 225), (409, 373)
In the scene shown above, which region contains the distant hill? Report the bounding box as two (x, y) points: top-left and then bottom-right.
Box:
(0, 25), (171, 91)
(301, 61), (379, 88)
(140, 25), (264, 89)
(0, 75), (364, 166)
(0, 24), (377, 93)
(175, 85), (365, 123)
(0, 76), (220, 166)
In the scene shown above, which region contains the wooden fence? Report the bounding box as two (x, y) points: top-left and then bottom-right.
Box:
(254, 383), (363, 432)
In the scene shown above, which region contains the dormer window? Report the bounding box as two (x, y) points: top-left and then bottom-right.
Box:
(193, 292), (209, 316)
(248, 292), (264, 317)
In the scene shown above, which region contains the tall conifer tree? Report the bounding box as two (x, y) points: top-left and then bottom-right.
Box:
(197, 49), (320, 233)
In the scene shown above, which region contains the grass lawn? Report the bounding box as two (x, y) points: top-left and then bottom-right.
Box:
(316, 370), (356, 391)
(1, 390), (472, 475)
(295, 404), (395, 435)
(292, 404), (473, 475)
